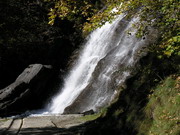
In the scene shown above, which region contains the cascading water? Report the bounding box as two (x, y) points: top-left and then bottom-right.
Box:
(46, 14), (156, 114)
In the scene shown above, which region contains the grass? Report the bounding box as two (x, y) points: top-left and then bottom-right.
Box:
(80, 113), (101, 122)
(138, 75), (180, 135)
(79, 75), (179, 135)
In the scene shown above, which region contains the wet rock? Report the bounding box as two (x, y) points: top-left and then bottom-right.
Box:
(0, 64), (52, 116)
(82, 110), (95, 116)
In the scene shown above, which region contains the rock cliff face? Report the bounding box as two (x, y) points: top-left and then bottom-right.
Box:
(0, 64), (53, 116)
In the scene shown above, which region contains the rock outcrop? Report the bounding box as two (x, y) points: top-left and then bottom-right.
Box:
(0, 64), (53, 116)
(0, 114), (86, 135)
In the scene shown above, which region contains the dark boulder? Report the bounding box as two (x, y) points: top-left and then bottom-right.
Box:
(0, 64), (53, 116)
(82, 109), (95, 116)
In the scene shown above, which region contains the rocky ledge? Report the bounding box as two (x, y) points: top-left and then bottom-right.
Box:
(0, 64), (53, 117)
(0, 114), (88, 135)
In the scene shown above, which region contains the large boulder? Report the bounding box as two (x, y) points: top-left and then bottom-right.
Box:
(0, 64), (53, 116)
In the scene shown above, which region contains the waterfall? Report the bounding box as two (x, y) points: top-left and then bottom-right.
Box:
(46, 14), (156, 114)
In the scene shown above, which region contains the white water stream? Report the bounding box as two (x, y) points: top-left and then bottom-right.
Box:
(48, 15), (126, 114)
(43, 14), (155, 114)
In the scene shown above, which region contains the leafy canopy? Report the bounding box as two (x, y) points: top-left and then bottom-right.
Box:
(46, 0), (180, 57)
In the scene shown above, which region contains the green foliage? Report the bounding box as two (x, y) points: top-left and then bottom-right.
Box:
(158, 36), (180, 58)
(45, 0), (99, 28)
(47, 0), (179, 57)
(80, 113), (101, 121)
(113, 108), (124, 117)
(138, 76), (180, 135)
